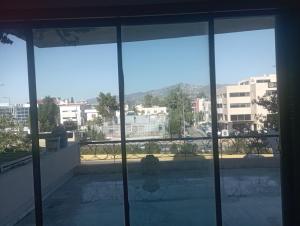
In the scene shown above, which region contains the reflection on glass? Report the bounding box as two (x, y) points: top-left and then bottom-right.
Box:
(126, 139), (215, 226)
(122, 22), (216, 226)
(215, 16), (282, 226)
(0, 32), (34, 226)
(16, 27), (124, 226)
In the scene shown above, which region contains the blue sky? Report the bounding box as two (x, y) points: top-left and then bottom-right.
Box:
(0, 28), (275, 104)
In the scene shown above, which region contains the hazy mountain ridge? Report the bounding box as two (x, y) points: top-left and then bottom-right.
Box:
(87, 83), (226, 105)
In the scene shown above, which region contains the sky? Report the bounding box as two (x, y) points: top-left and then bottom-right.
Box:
(0, 27), (275, 104)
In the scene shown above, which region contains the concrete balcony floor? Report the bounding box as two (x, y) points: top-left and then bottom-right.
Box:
(16, 167), (282, 226)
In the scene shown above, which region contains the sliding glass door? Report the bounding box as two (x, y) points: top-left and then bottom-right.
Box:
(0, 15), (282, 226)
(121, 22), (216, 226)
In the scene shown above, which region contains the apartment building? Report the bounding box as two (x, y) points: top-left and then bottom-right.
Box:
(192, 98), (211, 123)
(59, 104), (83, 127)
(13, 104), (30, 125)
(84, 108), (99, 122)
(0, 103), (30, 125)
(217, 74), (277, 131)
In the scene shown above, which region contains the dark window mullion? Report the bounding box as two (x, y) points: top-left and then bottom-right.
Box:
(116, 24), (131, 226)
(208, 18), (223, 226)
(25, 28), (44, 226)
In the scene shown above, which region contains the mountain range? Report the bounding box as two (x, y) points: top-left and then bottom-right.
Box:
(87, 83), (226, 105)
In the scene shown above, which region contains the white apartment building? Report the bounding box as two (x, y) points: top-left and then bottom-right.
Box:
(59, 104), (83, 127)
(217, 74), (277, 131)
(192, 98), (211, 123)
(84, 108), (99, 122)
(0, 103), (30, 125)
(135, 104), (167, 116)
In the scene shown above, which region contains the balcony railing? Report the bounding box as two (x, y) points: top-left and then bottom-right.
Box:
(79, 134), (280, 167)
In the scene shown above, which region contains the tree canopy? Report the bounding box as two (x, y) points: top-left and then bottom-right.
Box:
(96, 92), (119, 121)
(0, 115), (30, 152)
(38, 96), (59, 132)
(143, 94), (164, 107)
(165, 87), (193, 138)
(63, 120), (78, 131)
(256, 91), (278, 131)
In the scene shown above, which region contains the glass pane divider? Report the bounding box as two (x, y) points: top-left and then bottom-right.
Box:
(25, 28), (44, 226)
(208, 18), (223, 226)
(117, 24), (131, 226)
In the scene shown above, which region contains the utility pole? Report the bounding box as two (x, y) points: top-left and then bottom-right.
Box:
(180, 91), (185, 138)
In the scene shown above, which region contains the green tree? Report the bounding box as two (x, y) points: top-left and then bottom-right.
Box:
(144, 94), (153, 107)
(145, 142), (161, 154)
(63, 120), (78, 131)
(167, 109), (182, 138)
(96, 92), (119, 123)
(165, 87), (193, 137)
(197, 92), (206, 98)
(196, 111), (205, 122)
(86, 117), (105, 140)
(38, 96), (59, 132)
(0, 115), (30, 152)
(152, 96), (165, 106)
(246, 131), (268, 155)
(170, 143), (179, 154)
(255, 91), (278, 130)
(144, 94), (164, 107)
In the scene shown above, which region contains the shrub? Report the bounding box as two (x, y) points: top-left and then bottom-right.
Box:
(144, 142), (161, 154)
(170, 143), (179, 154)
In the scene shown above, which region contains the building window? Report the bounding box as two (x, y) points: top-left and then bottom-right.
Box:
(230, 114), (251, 121)
(217, 104), (223, 108)
(268, 82), (277, 88)
(230, 103), (251, 108)
(240, 81), (249, 85)
(229, 92), (250, 97)
(266, 90), (277, 95)
(256, 79), (270, 83)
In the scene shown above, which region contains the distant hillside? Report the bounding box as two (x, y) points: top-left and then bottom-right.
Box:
(87, 83), (226, 105)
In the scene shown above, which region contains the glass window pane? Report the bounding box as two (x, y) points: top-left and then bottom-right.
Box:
(215, 16), (282, 226)
(16, 27), (124, 226)
(122, 22), (216, 226)
(0, 31), (34, 226)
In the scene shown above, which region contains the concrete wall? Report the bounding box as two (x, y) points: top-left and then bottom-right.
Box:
(0, 143), (80, 226)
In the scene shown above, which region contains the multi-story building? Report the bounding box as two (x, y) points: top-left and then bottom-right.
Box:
(0, 103), (30, 125)
(0, 103), (13, 117)
(59, 104), (83, 127)
(217, 74), (277, 131)
(84, 108), (99, 122)
(13, 104), (30, 125)
(192, 98), (211, 123)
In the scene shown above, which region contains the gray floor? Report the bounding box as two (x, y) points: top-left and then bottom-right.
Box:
(16, 168), (282, 226)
